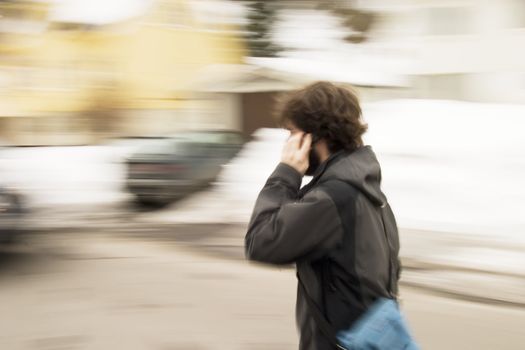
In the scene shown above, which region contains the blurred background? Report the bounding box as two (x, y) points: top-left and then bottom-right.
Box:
(0, 1), (524, 349)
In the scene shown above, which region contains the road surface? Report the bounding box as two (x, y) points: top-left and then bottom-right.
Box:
(0, 230), (523, 350)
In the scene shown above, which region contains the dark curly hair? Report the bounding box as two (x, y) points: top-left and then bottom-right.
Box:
(276, 81), (368, 153)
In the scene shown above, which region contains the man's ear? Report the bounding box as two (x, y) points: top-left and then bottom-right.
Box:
(312, 140), (322, 154)
(315, 139), (331, 156)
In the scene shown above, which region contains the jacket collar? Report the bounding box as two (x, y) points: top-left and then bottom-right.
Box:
(299, 150), (346, 195)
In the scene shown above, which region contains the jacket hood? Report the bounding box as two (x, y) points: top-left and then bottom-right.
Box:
(316, 146), (387, 207)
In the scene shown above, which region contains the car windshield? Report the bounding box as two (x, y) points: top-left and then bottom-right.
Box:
(182, 132), (242, 145)
(137, 139), (181, 155)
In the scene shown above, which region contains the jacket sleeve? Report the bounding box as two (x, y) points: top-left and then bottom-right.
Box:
(245, 163), (344, 265)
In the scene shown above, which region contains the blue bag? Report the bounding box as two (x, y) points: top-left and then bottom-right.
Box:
(336, 298), (419, 350)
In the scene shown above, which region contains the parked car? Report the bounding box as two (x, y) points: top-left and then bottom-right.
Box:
(126, 130), (244, 205)
(105, 136), (169, 160)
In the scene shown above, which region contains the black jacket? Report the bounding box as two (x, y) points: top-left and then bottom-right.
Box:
(245, 146), (401, 350)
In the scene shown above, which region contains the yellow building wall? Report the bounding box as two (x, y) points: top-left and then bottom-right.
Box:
(0, 0), (246, 144)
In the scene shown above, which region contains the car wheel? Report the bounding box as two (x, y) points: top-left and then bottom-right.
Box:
(134, 195), (172, 208)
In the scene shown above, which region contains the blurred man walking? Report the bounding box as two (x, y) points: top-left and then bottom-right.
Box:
(245, 82), (401, 350)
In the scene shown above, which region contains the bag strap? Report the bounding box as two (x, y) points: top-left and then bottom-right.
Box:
(297, 273), (346, 349)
